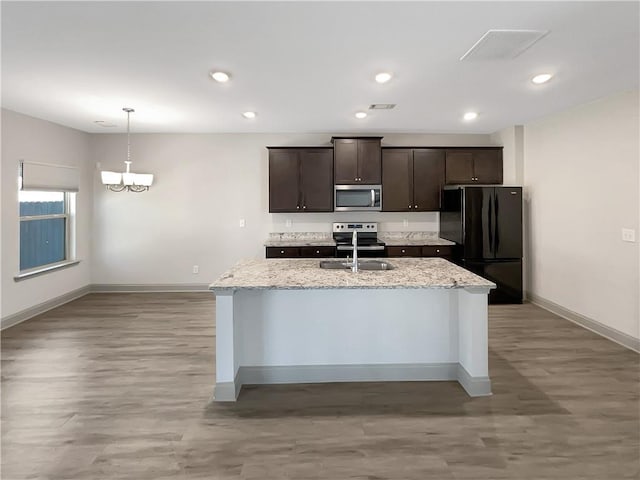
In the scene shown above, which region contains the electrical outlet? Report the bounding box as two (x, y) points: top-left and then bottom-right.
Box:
(192, 265), (199, 274)
(622, 228), (636, 242)
(285, 219), (292, 228)
(403, 219), (409, 228)
(239, 218), (246, 228)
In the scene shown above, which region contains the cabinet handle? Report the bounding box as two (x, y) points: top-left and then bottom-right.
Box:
(303, 205), (306, 210)
(414, 205), (418, 209)
(436, 249), (440, 253)
(316, 250), (320, 254)
(296, 205), (300, 209)
(408, 205), (412, 209)
(280, 250), (285, 254)
(401, 249), (406, 253)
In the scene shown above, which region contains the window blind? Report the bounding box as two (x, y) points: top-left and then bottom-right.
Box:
(20, 160), (80, 192)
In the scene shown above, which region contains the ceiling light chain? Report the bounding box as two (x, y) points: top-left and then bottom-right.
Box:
(100, 107), (154, 193)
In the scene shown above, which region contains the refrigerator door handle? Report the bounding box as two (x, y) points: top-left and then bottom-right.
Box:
(488, 194), (493, 253)
(495, 193), (500, 254)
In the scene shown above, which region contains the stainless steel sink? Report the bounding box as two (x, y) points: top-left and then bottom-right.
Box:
(319, 260), (394, 271)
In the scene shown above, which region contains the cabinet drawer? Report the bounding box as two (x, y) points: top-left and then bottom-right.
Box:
(266, 247), (300, 258)
(300, 246), (336, 258)
(422, 246), (453, 258)
(386, 246), (422, 257)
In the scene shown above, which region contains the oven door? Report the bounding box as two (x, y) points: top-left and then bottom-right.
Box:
(334, 185), (382, 211)
(335, 244), (385, 258)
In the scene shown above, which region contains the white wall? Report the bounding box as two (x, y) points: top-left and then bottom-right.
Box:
(1, 109), (93, 322)
(91, 132), (496, 285)
(524, 90), (639, 339)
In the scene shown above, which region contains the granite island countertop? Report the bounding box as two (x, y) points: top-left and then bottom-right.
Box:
(210, 257), (495, 291)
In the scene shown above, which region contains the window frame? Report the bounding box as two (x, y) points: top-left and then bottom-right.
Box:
(15, 191), (79, 281)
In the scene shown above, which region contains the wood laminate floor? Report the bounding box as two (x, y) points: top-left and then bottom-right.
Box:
(1, 293), (638, 480)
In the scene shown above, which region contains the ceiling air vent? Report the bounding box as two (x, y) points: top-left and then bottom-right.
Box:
(94, 120), (117, 128)
(460, 29), (549, 61)
(369, 104), (396, 110)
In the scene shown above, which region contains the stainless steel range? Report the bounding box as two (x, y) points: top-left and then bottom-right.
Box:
(333, 222), (386, 258)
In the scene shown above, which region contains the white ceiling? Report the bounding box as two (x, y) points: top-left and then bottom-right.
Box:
(2, 1), (638, 134)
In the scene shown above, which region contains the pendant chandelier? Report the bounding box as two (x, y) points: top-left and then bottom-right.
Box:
(100, 107), (154, 192)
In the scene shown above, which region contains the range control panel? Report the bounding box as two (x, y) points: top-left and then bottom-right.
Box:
(332, 222), (378, 233)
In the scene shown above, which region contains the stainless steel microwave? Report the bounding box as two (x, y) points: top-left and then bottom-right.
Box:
(334, 185), (382, 211)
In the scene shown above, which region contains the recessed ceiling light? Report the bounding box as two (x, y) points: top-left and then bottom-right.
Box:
(355, 111), (367, 119)
(463, 111), (478, 121)
(375, 72), (392, 84)
(210, 71), (230, 83)
(532, 73), (553, 84)
(242, 111), (256, 119)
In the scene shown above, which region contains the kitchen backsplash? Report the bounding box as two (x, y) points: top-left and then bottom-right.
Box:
(269, 212), (440, 233)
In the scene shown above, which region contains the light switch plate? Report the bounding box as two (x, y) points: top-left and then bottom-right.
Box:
(285, 219), (292, 228)
(403, 219), (409, 228)
(622, 228), (636, 242)
(239, 219), (246, 228)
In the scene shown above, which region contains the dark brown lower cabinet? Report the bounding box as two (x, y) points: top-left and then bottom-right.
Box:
(300, 246), (336, 258)
(422, 246), (453, 258)
(386, 246), (422, 257)
(266, 246), (336, 258)
(387, 245), (453, 259)
(266, 247), (301, 258)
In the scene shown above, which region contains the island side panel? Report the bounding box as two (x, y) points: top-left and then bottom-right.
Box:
(456, 288), (492, 396)
(212, 290), (240, 401)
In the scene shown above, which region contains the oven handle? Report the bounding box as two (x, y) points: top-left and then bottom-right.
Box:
(337, 245), (385, 251)
(371, 189), (375, 207)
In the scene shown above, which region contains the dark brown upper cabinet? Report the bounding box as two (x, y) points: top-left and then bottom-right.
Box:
(332, 137), (382, 184)
(445, 148), (503, 185)
(268, 147), (333, 213)
(382, 148), (445, 212)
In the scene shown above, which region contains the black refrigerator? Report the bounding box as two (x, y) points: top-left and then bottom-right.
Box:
(440, 186), (523, 304)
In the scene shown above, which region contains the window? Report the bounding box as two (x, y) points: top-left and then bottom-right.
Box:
(19, 191), (75, 271)
(17, 161), (79, 278)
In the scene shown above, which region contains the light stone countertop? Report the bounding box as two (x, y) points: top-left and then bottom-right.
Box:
(264, 232), (455, 247)
(378, 232), (455, 247)
(264, 233), (335, 247)
(210, 257), (495, 291)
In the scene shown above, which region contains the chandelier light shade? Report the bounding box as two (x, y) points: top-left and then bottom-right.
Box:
(100, 108), (154, 192)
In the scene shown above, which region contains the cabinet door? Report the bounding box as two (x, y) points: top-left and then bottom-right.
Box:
(269, 149), (300, 212)
(300, 246), (336, 258)
(413, 149), (445, 211)
(300, 149), (333, 212)
(381, 149), (412, 211)
(473, 150), (503, 184)
(386, 246), (422, 257)
(422, 246), (453, 258)
(334, 139), (359, 184)
(445, 151), (474, 184)
(266, 247), (300, 258)
(358, 138), (382, 183)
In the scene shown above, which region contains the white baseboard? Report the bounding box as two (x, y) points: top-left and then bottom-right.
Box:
(91, 283), (210, 293)
(527, 291), (640, 353)
(1, 283), (211, 330)
(213, 363), (492, 401)
(1, 285), (92, 330)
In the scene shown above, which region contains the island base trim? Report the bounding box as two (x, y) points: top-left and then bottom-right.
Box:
(457, 364), (492, 396)
(212, 362), (492, 401)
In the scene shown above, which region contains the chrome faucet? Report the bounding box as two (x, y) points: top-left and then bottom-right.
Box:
(352, 230), (358, 272)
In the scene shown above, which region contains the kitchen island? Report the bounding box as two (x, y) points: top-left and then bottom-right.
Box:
(209, 257), (495, 401)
